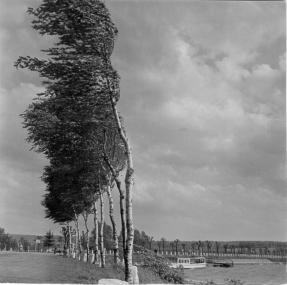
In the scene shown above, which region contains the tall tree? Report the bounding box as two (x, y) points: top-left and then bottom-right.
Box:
(16, 0), (134, 280)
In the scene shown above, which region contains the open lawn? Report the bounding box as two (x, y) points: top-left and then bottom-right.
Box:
(0, 251), (164, 283)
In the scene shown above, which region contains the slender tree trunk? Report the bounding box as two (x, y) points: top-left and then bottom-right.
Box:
(107, 184), (119, 264)
(73, 215), (80, 259)
(108, 85), (134, 283)
(73, 209), (81, 259)
(124, 165), (134, 283)
(117, 181), (126, 261)
(76, 224), (81, 258)
(82, 212), (90, 262)
(102, 153), (126, 261)
(93, 200), (99, 263)
(99, 192), (105, 267)
(67, 223), (72, 257)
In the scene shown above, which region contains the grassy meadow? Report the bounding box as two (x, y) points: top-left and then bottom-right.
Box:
(0, 251), (163, 283)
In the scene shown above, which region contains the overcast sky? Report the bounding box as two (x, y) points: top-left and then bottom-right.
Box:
(0, 0), (286, 241)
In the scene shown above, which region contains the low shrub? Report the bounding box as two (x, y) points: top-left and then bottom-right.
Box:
(135, 248), (184, 284)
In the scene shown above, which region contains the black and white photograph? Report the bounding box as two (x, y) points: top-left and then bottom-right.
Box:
(0, 0), (286, 284)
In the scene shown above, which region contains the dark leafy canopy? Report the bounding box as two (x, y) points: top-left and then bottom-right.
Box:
(41, 160), (99, 223)
(16, 0), (121, 161)
(16, 0), (127, 224)
(28, 0), (117, 56)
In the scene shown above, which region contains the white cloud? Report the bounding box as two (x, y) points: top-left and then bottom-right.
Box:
(252, 64), (280, 78)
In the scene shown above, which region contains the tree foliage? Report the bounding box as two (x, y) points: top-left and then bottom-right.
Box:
(15, 0), (125, 222)
(16, 0), (134, 280)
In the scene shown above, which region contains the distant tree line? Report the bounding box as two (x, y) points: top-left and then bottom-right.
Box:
(120, 230), (287, 257)
(0, 228), (65, 252)
(0, 228), (18, 251)
(142, 239), (287, 257)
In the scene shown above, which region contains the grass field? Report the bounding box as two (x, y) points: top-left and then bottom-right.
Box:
(0, 251), (164, 283)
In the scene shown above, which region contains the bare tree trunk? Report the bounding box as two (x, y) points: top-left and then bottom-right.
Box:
(67, 223), (72, 257)
(124, 165), (134, 283)
(73, 209), (81, 259)
(73, 215), (80, 259)
(118, 182), (127, 261)
(107, 184), (119, 264)
(82, 212), (90, 262)
(102, 152), (126, 261)
(106, 85), (134, 282)
(99, 192), (105, 267)
(93, 200), (99, 263)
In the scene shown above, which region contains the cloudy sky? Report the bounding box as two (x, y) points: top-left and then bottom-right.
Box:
(0, 0), (285, 241)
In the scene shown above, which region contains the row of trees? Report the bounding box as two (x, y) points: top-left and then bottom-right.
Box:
(144, 239), (287, 257)
(132, 228), (287, 257)
(59, 222), (117, 254)
(16, 0), (135, 281)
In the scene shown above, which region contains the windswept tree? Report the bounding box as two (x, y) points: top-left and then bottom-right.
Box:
(16, 0), (135, 280)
